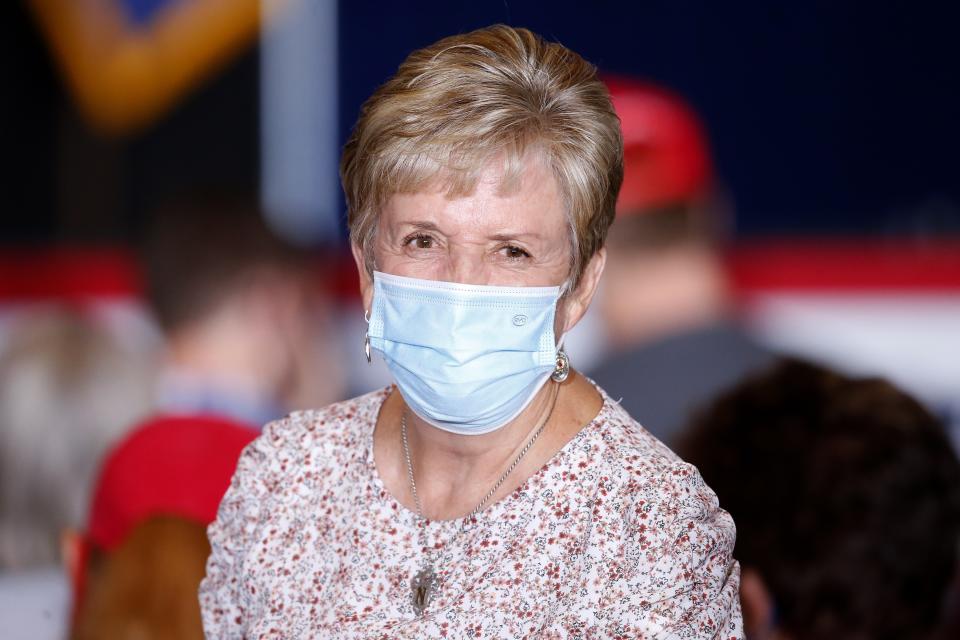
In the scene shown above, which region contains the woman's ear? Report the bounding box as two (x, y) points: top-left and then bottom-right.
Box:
(352, 242), (374, 313)
(557, 248), (607, 335)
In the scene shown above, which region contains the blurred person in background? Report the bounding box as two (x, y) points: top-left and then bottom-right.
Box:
(64, 415), (255, 640)
(588, 77), (773, 446)
(141, 191), (346, 429)
(72, 516), (209, 640)
(0, 308), (154, 639)
(678, 359), (960, 640)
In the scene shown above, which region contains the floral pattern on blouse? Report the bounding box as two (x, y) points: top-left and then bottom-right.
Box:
(200, 386), (743, 639)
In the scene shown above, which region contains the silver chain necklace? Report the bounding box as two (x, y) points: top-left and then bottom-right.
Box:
(400, 382), (559, 616)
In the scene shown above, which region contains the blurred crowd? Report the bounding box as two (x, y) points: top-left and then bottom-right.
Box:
(3, 4), (959, 640)
(0, 190), (350, 638)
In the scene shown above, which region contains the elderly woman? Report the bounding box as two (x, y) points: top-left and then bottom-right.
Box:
(200, 25), (743, 638)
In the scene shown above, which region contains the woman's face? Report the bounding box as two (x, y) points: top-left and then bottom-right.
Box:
(354, 157), (606, 335)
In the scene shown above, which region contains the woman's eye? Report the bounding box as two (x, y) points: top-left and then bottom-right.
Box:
(405, 234), (434, 249)
(502, 245), (531, 260)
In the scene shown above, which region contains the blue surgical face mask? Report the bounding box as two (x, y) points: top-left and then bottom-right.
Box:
(368, 271), (564, 435)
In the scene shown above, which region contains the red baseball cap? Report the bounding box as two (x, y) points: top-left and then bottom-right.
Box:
(605, 75), (714, 215)
(86, 414), (257, 551)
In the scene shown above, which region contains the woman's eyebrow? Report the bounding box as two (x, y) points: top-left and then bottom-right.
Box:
(489, 232), (542, 242)
(400, 220), (444, 233)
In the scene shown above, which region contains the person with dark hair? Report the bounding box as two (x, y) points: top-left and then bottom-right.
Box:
(141, 191), (345, 426)
(678, 359), (960, 640)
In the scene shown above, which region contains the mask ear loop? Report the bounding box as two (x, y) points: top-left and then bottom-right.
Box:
(552, 279), (572, 382)
(364, 255), (382, 364)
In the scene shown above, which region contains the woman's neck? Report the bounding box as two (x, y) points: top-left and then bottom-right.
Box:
(373, 372), (602, 521)
(407, 381), (558, 491)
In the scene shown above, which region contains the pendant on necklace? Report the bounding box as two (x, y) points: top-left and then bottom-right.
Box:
(410, 565), (436, 615)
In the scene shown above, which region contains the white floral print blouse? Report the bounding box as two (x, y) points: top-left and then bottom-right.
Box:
(200, 386), (743, 638)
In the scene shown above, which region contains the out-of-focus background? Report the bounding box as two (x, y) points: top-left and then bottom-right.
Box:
(1, 1), (959, 638)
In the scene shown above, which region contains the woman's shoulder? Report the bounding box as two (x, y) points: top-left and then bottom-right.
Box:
(586, 387), (723, 520)
(584, 386), (737, 554)
(589, 387), (688, 478)
(245, 387), (389, 474)
(568, 388), (742, 638)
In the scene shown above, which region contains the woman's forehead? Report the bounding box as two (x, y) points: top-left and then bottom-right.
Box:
(385, 144), (548, 197)
(382, 160), (568, 238)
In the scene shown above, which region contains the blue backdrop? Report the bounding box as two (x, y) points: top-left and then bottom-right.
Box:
(339, 1), (960, 236)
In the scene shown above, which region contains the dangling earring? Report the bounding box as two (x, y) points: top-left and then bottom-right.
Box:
(551, 349), (570, 382)
(363, 309), (372, 364)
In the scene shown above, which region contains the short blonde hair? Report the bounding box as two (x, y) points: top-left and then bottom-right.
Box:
(341, 24), (623, 288)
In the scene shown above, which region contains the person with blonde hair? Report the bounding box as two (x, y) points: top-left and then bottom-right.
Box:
(0, 310), (154, 569)
(201, 25), (743, 638)
(0, 309), (154, 639)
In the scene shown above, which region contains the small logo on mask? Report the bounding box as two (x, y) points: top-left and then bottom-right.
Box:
(512, 314), (528, 327)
